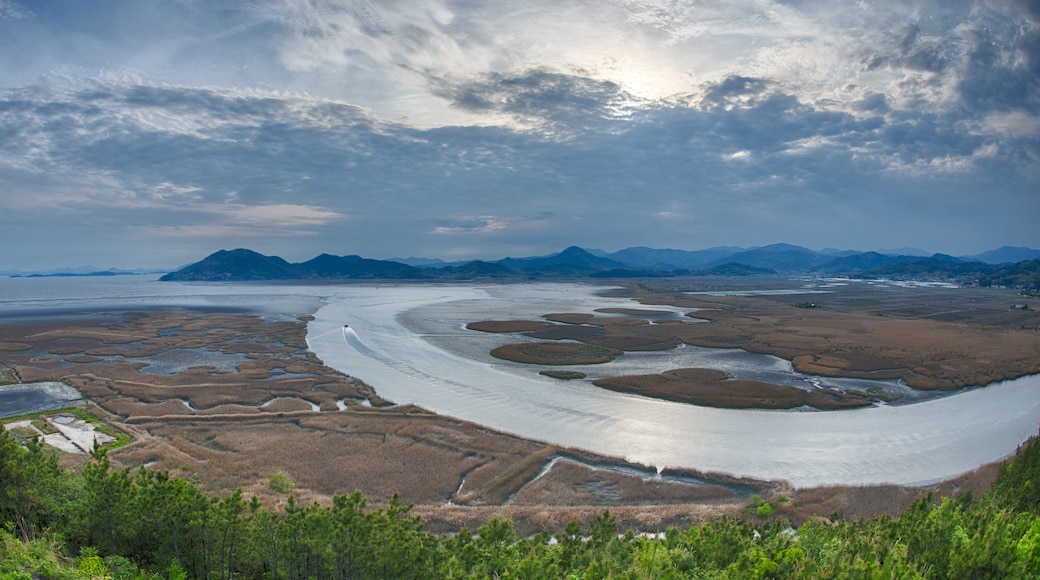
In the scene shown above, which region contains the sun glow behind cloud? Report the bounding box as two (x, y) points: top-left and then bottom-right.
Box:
(0, 0), (1037, 269)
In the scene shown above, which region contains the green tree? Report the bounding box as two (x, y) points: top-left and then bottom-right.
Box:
(473, 517), (518, 577)
(131, 469), (208, 573)
(327, 491), (370, 580)
(80, 444), (134, 557)
(438, 526), (480, 577)
(240, 504), (281, 580)
(994, 437), (1040, 514)
(366, 493), (435, 579)
(0, 428), (70, 542)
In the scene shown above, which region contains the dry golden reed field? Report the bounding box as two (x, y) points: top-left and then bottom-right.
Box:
(2, 277), (1038, 532)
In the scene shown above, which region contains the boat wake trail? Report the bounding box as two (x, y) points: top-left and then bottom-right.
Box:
(340, 324), (493, 399)
(341, 326), (389, 363)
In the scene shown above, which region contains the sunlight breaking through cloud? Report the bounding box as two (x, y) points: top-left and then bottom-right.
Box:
(0, 0), (1036, 269)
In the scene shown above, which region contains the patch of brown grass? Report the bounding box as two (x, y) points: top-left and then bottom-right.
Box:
(0, 342), (32, 352)
(594, 368), (808, 409)
(776, 466), (999, 525)
(48, 347), (85, 355)
(595, 308), (674, 316)
(65, 355), (103, 364)
(510, 460), (739, 506)
(543, 313), (595, 324)
(491, 342), (622, 365)
(482, 282), (1040, 391)
(466, 320), (554, 333)
(653, 294), (1040, 390)
(593, 368), (873, 410)
(259, 398), (315, 413)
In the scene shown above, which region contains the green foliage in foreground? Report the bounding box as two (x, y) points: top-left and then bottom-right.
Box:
(3, 427), (1040, 579)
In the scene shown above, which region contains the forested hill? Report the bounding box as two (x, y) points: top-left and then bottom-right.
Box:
(3, 424), (1040, 578)
(161, 245), (1040, 288)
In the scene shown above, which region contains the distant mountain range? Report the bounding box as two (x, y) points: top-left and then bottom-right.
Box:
(158, 245), (1040, 290)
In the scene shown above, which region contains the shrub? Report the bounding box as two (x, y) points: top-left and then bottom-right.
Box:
(78, 547), (111, 579)
(268, 471), (295, 494)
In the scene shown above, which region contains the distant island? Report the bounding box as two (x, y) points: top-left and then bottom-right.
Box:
(10, 271), (145, 278)
(5, 268), (168, 278)
(160, 244), (1040, 290)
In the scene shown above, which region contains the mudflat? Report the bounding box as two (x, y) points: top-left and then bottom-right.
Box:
(0, 308), (766, 531)
(1, 276), (1035, 531)
(467, 278), (1040, 410)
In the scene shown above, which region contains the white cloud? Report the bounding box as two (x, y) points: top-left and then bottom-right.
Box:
(0, 0), (31, 20)
(884, 152), (977, 175)
(653, 211), (683, 220)
(132, 224), (323, 238)
(973, 111), (1040, 138)
(148, 182), (205, 203)
(223, 203), (343, 227)
(130, 203), (343, 238)
(431, 215), (510, 235)
(431, 214), (552, 235)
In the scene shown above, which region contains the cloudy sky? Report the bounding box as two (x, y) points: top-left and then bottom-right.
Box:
(1, 0), (1038, 270)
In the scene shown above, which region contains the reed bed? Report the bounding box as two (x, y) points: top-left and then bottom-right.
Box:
(1, 289), (1022, 531)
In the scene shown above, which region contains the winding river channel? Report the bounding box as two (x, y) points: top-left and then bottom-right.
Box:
(306, 283), (1040, 488)
(2, 275), (1039, 488)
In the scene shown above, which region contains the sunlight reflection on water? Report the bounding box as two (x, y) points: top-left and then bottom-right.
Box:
(307, 283), (1040, 487)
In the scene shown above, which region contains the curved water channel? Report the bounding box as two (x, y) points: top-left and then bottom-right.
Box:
(2, 276), (1038, 489)
(307, 283), (1040, 488)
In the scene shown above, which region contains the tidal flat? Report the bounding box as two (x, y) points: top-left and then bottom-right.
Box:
(1, 274), (1038, 531)
(307, 280), (1040, 489)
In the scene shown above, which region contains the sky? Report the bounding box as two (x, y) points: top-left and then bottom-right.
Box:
(1, 0), (1038, 271)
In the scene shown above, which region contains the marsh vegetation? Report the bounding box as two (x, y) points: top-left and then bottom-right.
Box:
(3, 275), (1040, 577)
